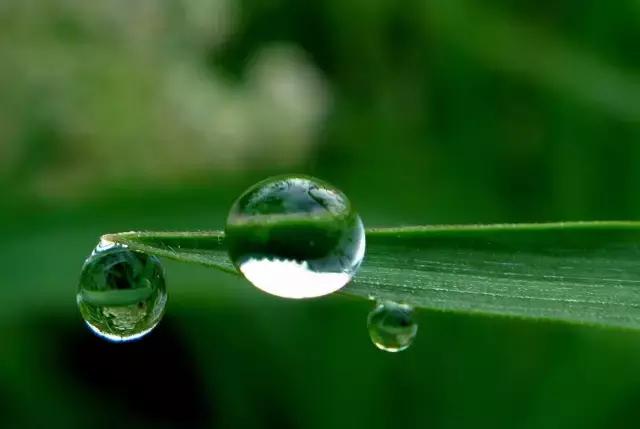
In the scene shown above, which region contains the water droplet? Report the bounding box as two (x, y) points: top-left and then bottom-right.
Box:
(77, 243), (167, 342)
(225, 175), (366, 299)
(367, 301), (417, 352)
(95, 235), (120, 252)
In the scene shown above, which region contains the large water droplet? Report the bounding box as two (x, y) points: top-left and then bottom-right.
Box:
(76, 242), (167, 342)
(367, 301), (417, 352)
(225, 175), (366, 299)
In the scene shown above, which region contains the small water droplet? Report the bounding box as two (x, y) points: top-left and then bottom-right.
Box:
(367, 301), (417, 352)
(95, 236), (122, 253)
(76, 243), (167, 342)
(225, 175), (366, 299)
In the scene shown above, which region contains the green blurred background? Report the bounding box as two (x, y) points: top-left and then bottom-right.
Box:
(2, 0), (640, 427)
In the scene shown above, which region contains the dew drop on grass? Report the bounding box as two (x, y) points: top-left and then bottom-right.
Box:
(76, 241), (168, 342)
(225, 175), (366, 299)
(367, 301), (417, 352)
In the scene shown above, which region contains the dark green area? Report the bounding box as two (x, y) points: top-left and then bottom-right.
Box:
(2, 0), (640, 427)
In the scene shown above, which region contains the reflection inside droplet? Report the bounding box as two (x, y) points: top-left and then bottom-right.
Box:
(367, 300), (417, 352)
(225, 175), (366, 299)
(239, 257), (353, 299)
(76, 243), (167, 342)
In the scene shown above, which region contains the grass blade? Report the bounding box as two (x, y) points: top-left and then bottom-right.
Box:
(104, 221), (640, 329)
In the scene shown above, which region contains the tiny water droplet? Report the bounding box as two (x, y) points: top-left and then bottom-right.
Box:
(76, 243), (167, 342)
(95, 236), (121, 252)
(367, 301), (417, 352)
(225, 175), (366, 299)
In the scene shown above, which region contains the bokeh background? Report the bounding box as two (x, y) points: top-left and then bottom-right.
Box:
(2, 0), (640, 427)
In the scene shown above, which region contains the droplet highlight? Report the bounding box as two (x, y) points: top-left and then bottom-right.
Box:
(76, 243), (167, 342)
(225, 175), (366, 299)
(367, 301), (417, 352)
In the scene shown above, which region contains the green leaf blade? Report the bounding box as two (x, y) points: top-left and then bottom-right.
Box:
(104, 231), (236, 273)
(104, 221), (640, 329)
